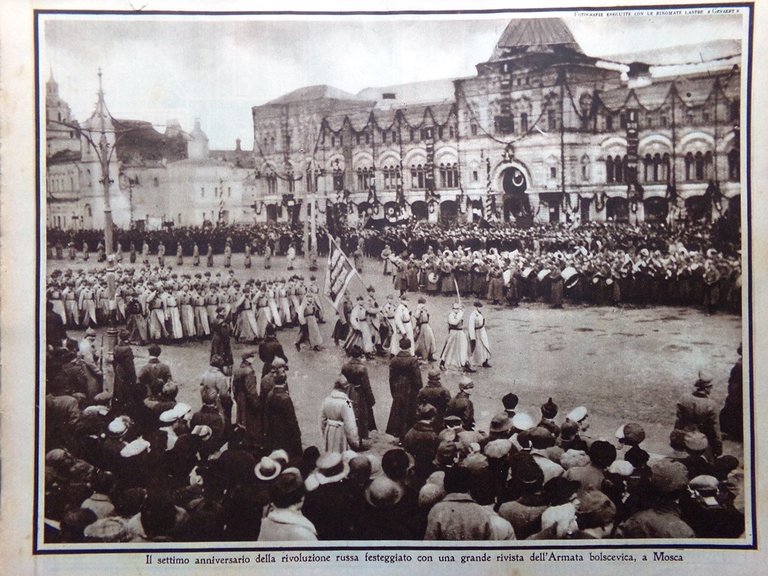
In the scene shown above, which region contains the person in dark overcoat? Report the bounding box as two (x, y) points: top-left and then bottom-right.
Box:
(210, 307), (233, 374)
(341, 345), (377, 441)
(385, 337), (423, 439)
(112, 330), (140, 409)
(232, 352), (262, 445)
(402, 404), (440, 481)
(258, 325), (287, 377)
(417, 368), (451, 433)
(263, 380), (302, 459)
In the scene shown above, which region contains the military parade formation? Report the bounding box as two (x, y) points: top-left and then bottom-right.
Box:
(43, 215), (745, 543)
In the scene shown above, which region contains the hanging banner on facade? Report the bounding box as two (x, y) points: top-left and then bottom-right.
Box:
(626, 109), (639, 182)
(323, 235), (355, 310)
(424, 126), (436, 194)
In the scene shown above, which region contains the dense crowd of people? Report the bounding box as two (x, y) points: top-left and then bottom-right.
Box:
(42, 217), (745, 543)
(44, 320), (745, 542)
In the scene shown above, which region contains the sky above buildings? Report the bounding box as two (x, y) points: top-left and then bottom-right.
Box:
(41, 9), (746, 150)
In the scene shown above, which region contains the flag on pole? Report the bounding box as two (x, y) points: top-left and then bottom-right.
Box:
(324, 235), (356, 310)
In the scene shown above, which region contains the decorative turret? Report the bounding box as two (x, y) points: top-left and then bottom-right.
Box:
(187, 118), (210, 160)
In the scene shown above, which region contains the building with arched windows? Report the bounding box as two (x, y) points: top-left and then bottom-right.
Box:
(248, 17), (742, 227)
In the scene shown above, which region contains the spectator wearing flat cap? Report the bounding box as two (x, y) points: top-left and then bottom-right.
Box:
(417, 368), (451, 433)
(679, 474), (744, 538)
(320, 377), (360, 453)
(446, 377), (475, 431)
(341, 346), (377, 442)
(424, 466), (494, 540)
(488, 412), (514, 441)
(674, 431), (716, 479)
(190, 387), (226, 456)
(672, 372), (722, 457)
(200, 356), (232, 430)
(615, 460), (695, 538)
(258, 470), (317, 541)
(403, 403), (440, 481)
(232, 352), (261, 445)
(564, 440), (617, 491)
(386, 337), (423, 439)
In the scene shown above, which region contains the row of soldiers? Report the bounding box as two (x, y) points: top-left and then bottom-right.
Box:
(46, 264), (327, 344)
(381, 241), (740, 312)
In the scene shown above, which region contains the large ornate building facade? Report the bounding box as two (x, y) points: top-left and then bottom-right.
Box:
(248, 17), (741, 228)
(46, 17), (742, 231)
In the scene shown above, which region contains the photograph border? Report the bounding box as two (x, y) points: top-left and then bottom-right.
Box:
(31, 1), (758, 555)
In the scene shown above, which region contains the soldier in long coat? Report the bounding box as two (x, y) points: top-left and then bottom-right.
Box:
(385, 338), (423, 439)
(319, 377), (360, 453)
(263, 380), (302, 458)
(344, 296), (374, 357)
(112, 330), (140, 409)
(232, 353), (262, 445)
(210, 308), (234, 373)
(341, 346), (377, 440)
(467, 301), (491, 368)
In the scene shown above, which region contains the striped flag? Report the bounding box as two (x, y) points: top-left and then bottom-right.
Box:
(485, 157), (498, 222)
(323, 235), (356, 310)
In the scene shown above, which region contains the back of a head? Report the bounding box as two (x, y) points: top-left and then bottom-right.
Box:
(589, 441), (617, 470)
(269, 471), (306, 509)
(382, 449), (410, 482)
(141, 490), (177, 539)
(443, 466), (471, 495)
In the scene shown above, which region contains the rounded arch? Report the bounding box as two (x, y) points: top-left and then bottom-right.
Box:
(637, 133), (674, 153)
(434, 145), (459, 164)
(491, 160), (533, 191)
(679, 131), (715, 152)
(410, 200), (428, 221)
(325, 154), (345, 171)
(377, 150), (401, 167)
(351, 150), (374, 168)
(403, 148), (427, 167)
(439, 199), (458, 223)
(599, 135), (628, 151)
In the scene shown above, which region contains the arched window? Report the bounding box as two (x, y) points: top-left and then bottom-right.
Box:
(411, 164), (426, 189)
(695, 151), (705, 180)
(520, 113), (528, 133)
(652, 153), (662, 182)
(382, 166), (401, 190)
(357, 167), (373, 191)
(643, 154), (653, 182)
(685, 152), (694, 181)
(606, 156), (615, 183)
(581, 155), (590, 181)
(439, 163), (459, 188)
(615, 155), (626, 183)
(703, 151), (714, 180)
(728, 149), (740, 181)
(661, 153), (671, 182)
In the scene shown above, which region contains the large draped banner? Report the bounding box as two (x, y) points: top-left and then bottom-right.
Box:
(323, 235), (355, 310)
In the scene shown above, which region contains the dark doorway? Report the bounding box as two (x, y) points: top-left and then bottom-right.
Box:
(643, 196), (669, 223)
(606, 197), (629, 222)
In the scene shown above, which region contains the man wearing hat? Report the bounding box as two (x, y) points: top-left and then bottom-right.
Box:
(320, 377), (360, 453)
(390, 294), (415, 356)
(201, 355), (233, 430)
(210, 307), (233, 375)
(191, 386), (226, 456)
(417, 368), (451, 433)
(403, 404), (440, 480)
(446, 377), (475, 431)
(258, 324), (287, 377)
(341, 345), (377, 442)
(538, 398), (560, 437)
(137, 344), (173, 395)
(263, 375), (303, 459)
(258, 470), (317, 541)
(672, 373), (723, 457)
(233, 352), (262, 444)
(467, 301), (491, 368)
(112, 330), (140, 410)
(386, 337), (423, 439)
(616, 459), (695, 538)
(77, 327), (103, 399)
(302, 452), (353, 540)
(424, 466), (494, 540)
(260, 357), (289, 409)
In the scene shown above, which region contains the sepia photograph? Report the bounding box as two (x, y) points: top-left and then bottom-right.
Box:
(2, 0), (764, 572)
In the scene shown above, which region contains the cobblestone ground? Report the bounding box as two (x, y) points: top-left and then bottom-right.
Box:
(48, 253), (747, 508)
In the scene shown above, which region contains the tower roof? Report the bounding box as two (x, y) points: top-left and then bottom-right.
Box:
(490, 18), (584, 60)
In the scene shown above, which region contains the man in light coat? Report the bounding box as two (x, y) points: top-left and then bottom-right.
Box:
(319, 377), (360, 453)
(467, 300), (491, 368)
